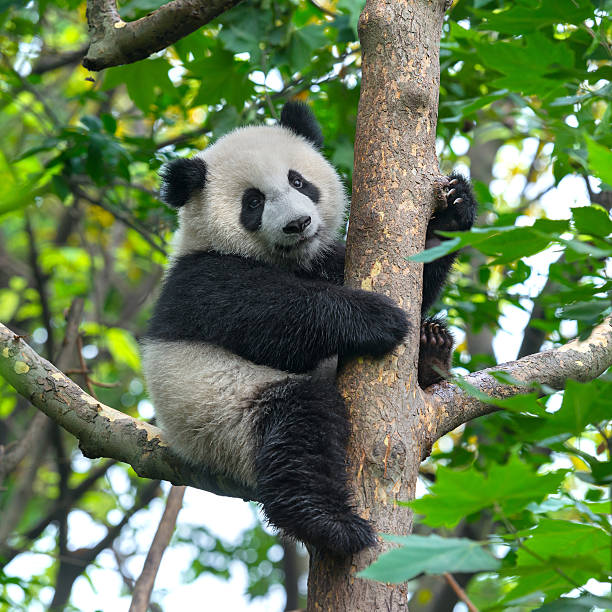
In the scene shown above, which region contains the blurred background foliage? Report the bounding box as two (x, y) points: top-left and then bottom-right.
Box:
(0, 0), (611, 610)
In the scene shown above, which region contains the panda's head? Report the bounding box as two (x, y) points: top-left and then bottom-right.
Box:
(159, 102), (347, 267)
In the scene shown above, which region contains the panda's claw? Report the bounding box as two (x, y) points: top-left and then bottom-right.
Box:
(453, 197), (464, 205)
(447, 188), (456, 197)
(418, 318), (453, 388)
(449, 178), (459, 186)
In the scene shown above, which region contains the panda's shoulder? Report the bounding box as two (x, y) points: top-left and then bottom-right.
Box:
(165, 251), (280, 287)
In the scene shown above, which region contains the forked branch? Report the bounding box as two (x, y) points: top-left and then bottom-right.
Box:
(427, 316), (612, 442)
(83, 0), (243, 71)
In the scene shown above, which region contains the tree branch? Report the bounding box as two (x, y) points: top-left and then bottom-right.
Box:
(427, 316), (612, 443)
(31, 45), (89, 75)
(129, 485), (185, 612)
(0, 298), (83, 489)
(82, 0), (243, 71)
(0, 322), (253, 501)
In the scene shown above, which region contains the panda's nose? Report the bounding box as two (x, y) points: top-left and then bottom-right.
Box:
(283, 216), (311, 234)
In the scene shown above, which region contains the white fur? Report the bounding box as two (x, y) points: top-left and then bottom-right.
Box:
(142, 339), (304, 488)
(172, 125), (347, 268)
(145, 123), (346, 485)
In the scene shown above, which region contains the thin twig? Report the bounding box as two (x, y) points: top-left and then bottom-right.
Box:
(495, 504), (587, 594)
(154, 125), (211, 150)
(443, 573), (479, 612)
(129, 485), (186, 612)
(76, 335), (97, 398)
(0, 52), (61, 126)
(30, 45), (89, 75)
(71, 184), (167, 256)
(24, 212), (55, 359)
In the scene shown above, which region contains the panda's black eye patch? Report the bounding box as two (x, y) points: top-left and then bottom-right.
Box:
(288, 170), (320, 204)
(240, 188), (266, 231)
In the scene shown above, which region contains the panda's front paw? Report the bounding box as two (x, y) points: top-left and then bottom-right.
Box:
(371, 296), (411, 354)
(429, 173), (477, 234)
(343, 292), (411, 360)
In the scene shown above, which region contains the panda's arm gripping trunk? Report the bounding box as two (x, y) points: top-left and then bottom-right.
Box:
(146, 251), (410, 375)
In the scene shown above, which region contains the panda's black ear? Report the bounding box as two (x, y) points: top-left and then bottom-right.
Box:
(280, 101), (324, 149)
(159, 157), (207, 208)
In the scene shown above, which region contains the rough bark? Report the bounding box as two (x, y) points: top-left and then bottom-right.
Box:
(2, 1), (612, 607)
(3, 313), (610, 515)
(82, 0), (243, 71)
(306, 1), (448, 609)
(0, 323), (251, 501)
(428, 315), (612, 442)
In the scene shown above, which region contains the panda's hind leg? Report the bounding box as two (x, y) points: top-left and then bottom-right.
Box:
(418, 317), (454, 388)
(254, 378), (375, 556)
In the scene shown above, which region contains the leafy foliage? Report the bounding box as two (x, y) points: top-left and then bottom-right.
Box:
(0, 0), (610, 609)
(358, 534), (500, 583)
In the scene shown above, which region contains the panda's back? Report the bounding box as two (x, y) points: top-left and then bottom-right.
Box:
(142, 338), (301, 488)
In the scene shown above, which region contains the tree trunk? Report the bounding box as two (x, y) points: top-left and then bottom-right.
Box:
(307, 1), (448, 609)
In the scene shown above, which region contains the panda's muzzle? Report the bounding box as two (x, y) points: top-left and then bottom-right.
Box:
(283, 215), (311, 234)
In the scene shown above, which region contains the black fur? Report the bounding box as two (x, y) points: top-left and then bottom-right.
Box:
(299, 241), (346, 286)
(421, 173), (477, 314)
(280, 102), (324, 149)
(288, 169), (320, 204)
(240, 187), (265, 231)
(159, 157), (207, 208)
(418, 318), (453, 388)
(255, 378), (375, 556)
(146, 249), (410, 374)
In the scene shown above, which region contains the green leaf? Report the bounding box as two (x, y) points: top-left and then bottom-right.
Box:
(535, 595), (612, 611)
(219, 5), (272, 64)
(504, 519), (611, 603)
(191, 50), (255, 107)
(103, 58), (174, 112)
(557, 379), (612, 435)
(358, 534), (499, 583)
(406, 237), (461, 263)
(473, 32), (574, 98)
(475, 0), (593, 35)
(105, 327), (141, 371)
(410, 456), (566, 528)
(585, 137), (612, 187)
(336, 0), (364, 37)
(572, 206), (612, 238)
(558, 300), (610, 321)
(288, 24), (328, 71)
(408, 222), (565, 265)
(0, 290), (19, 320)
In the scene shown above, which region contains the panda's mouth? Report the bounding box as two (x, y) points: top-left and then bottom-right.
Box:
(274, 231), (319, 253)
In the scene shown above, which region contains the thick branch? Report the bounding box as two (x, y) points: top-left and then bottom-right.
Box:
(307, 1), (449, 610)
(83, 0), (243, 71)
(0, 323), (253, 500)
(428, 316), (612, 442)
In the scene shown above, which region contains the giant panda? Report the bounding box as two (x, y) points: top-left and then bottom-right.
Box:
(141, 102), (477, 557)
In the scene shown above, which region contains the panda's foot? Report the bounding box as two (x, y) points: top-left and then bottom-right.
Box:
(431, 173), (477, 234)
(255, 378), (376, 556)
(418, 318), (453, 389)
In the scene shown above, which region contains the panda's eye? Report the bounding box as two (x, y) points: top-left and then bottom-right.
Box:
(288, 170), (305, 190)
(248, 194), (264, 209)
